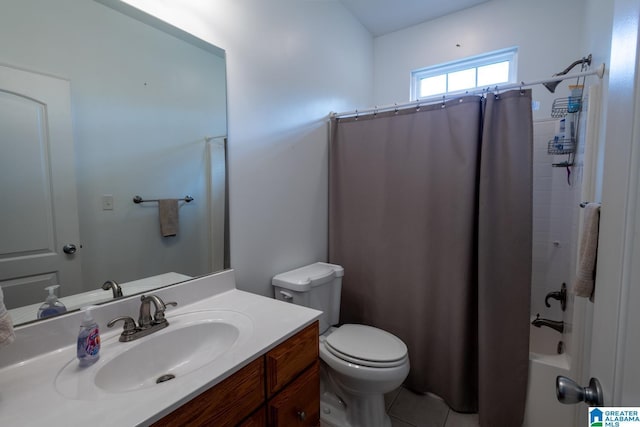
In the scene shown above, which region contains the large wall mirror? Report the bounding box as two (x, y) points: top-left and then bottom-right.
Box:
(0, 0), (228, 325)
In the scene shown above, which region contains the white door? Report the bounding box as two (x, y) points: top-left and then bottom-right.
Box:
(570, 0), (640, 423)
(0, 65), (82, 309)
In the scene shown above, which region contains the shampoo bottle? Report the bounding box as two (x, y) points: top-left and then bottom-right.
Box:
(77, 306), (100, 367)
(37, 285), (67, 319)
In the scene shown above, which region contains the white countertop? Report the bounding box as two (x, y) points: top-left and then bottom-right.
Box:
(0, 271), (321, 426)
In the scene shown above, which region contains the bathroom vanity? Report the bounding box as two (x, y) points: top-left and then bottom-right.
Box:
(153, 322), (319, 426)
(0, 270), (321, 426)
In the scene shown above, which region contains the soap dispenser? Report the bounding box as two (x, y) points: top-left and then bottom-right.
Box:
(37, 285), (67, 319)
(77, 305), (100, 367)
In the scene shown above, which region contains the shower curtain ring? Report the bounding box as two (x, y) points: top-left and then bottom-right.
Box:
(355, 109), (359, 120)
(441, 95), (446, 108)
(520, 82), (525, 95)
(373, 106), (378, 117)
(394, 103), (399, 114)
(416, 100), (421, 111)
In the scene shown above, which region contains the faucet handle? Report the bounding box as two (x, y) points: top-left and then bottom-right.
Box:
(108, 316), (136, 330)
(154, 301), (177, 323)
(107, 316), (138, 341)
(544, 283), (568, 311)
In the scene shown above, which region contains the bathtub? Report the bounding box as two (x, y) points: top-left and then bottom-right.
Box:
(522, 323), (575, 427)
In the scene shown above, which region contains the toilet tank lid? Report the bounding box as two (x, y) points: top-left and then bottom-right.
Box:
(272, 262), (344, 291)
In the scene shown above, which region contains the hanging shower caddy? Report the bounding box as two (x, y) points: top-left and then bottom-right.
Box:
(547, 84), (583, 166)
(547, 136), (575, 156)
(550, 94), (583, 118)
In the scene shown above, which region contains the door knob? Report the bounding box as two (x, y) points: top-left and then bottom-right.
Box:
(556, 376), (604, 406)
(62, 244), (77, 254)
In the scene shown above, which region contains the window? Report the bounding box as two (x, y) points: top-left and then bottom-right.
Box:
(411, 48), (518, 100)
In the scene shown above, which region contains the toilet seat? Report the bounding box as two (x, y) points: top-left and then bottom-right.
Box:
(323, 324), (408, 368)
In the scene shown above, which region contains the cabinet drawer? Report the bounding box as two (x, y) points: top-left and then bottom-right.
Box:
(266, 321), (319, 397)
(152, 357), (265, 427)
(268, 360), (320, 427)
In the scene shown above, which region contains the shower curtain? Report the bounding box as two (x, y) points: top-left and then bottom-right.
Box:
(329, 90), (532, 427)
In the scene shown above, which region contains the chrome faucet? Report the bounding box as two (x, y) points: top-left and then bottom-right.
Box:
(108, 294), (177, 342)
(102, 280), (123, 298)
(139, 294), (176, 328)
(531, 313), (564, 333)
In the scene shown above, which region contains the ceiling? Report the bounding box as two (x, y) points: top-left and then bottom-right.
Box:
(338, 0), (490, 37)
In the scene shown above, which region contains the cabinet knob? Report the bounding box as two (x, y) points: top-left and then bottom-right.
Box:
(297, 410), (306, 421)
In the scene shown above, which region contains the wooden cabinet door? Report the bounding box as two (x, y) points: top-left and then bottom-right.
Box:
(266, 322), (318, 398)
(152, 357), (264, 427)
(268, 360), (320, 427)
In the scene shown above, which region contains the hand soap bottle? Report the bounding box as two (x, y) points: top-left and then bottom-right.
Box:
(37, 285), (67, 319)
(77, 306), (100, 367)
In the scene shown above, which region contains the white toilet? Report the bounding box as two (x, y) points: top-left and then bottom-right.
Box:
(273, 262), (410, 427)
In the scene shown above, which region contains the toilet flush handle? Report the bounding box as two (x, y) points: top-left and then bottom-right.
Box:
(279, 290), (293, 301)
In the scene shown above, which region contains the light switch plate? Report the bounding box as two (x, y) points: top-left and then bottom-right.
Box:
(102, 194), (114, 210)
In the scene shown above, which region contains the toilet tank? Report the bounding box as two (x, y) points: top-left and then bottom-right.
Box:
(272, 262), (344, 334)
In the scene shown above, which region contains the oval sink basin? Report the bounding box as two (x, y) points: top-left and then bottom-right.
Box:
(95, 321), (238, 393)
(55, 310), (253, 400)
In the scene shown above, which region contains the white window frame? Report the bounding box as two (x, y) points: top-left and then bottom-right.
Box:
(410, 47), (518, 100)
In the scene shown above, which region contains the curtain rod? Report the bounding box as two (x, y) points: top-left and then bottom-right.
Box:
(331, 63), (606, 119)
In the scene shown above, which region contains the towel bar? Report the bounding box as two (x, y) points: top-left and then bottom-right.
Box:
(133, 195), (193, 204)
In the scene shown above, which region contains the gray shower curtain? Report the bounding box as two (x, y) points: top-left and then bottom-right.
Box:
(329, 90), (532, 427)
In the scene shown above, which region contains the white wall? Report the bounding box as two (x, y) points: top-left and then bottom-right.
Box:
(372, 0), (588, 120)
(581, 0), (614, 201)
(122, 0), (374, 296)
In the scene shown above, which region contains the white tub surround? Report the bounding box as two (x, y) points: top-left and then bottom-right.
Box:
(0, 270), (321, 426)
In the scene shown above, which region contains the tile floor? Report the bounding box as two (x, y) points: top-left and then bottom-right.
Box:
(385, 387), (479, 427)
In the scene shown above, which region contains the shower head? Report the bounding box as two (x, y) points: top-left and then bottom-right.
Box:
(542, 54), (593, 93)
(542, 80), (562, 93)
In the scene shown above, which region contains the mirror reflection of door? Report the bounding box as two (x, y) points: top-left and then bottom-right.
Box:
(0, 65), (82, 309)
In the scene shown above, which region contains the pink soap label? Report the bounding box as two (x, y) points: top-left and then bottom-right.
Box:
(85, 327), (100, 356)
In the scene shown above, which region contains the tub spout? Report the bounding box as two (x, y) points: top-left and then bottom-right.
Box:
(532, 313), (564, 333)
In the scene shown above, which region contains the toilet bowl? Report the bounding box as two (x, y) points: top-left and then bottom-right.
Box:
(272, 263), (410, 427)
(319, 325), (410, 427)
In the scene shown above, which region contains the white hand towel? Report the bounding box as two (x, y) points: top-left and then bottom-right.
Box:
(158, 199), (179, 237)
(0, 286), (16, 347)
(572, 203), (601, 300)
